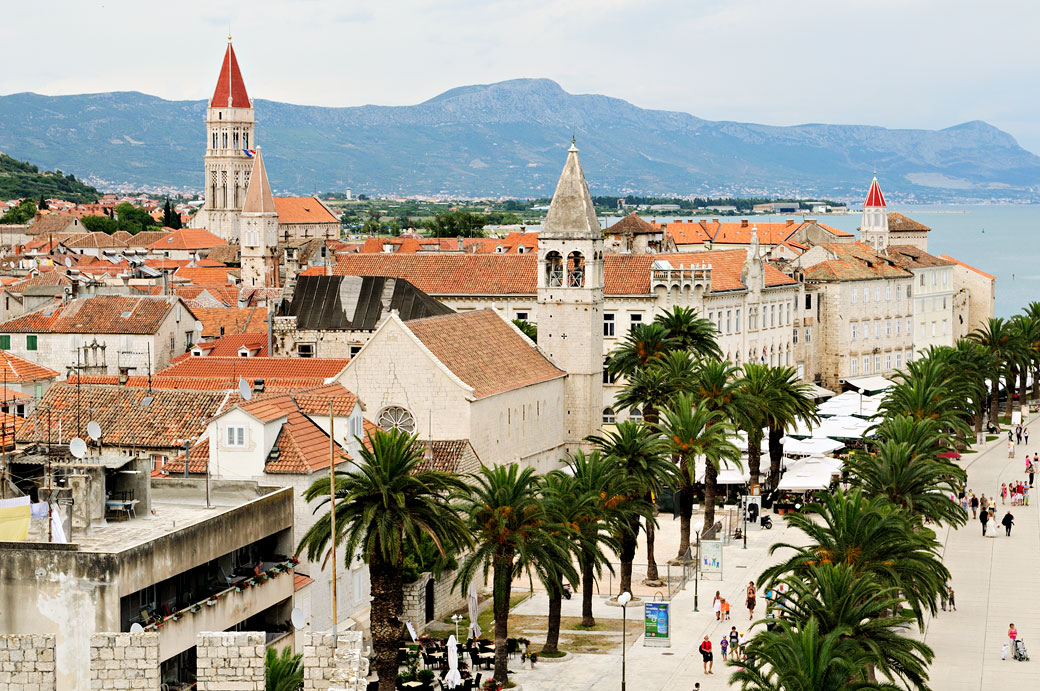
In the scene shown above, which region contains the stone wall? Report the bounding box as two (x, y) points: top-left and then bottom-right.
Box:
(0, 633), (56, 691)
(89, 633), (159, 690)
(196, 631), (266, 691)
(402, 571), (469, 634)
(302, 631), (366, 691)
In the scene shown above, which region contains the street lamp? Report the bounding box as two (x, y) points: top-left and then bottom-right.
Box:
(451, 613), (464, 640)
(743, 485), (748, 550)
(618, 591), (632, 691)
(693, 521), (703, 612)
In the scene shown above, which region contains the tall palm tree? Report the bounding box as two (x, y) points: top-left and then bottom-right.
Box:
(735, 363), (773, 487)
(761, 488), (949, 627)
(297, 428), (471, 691)
(763, 366), (820, 490)
(941, 340), (991, 439)
(845, 440), (967, 528)
(560, 450), (645, 627)
(969, 317), (1016, 424)
(454, 464), (555, 685)
(586, 421), (675, 594)
(1010, 315), (1035, 414)
(1023, 301), (1040, 401)
(878, 357), (973, 447)
(656, 394), (738, 558)
(653, 305), (721, 360)
(606, 322), (677, 379)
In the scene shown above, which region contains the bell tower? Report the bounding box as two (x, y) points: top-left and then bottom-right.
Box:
(194, 38), (256, 240)
(535, 141), (604, 447)
(860, 174), (889, 252)
(239, 148), (279, 288)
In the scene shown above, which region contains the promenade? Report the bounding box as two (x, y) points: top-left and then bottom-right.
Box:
(506, 416), (1039, 691)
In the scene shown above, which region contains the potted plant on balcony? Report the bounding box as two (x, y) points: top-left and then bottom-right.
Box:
(206, 595), (220, 606)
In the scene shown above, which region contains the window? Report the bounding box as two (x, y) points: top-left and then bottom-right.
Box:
(942, 271), (948, 286)
(726, 310), (732, 333)
(885, 319), (891, 337)
(630, 313), (643, 325)
(931, 321), (937, 337)
(349, 345), (363, 358)
(34, 382), (42, 399)
(25, 335), (37, 351)
(863, 356), (871, 374)
(796, 364), (804, 378)
(603, 359), (616, 384)
(885, 354), (892, 370)
(735, 309), (741, 332)
(851, 323), (858, 340)
(896, 353), (903, 369)
(298, 343), (314, 358)
(349, 415), (363, 438)
(942, 320), (947, 335)
(805, 327), (812, 343)
(0, 335), (10, 350)
(875, 286), (880, 301)
(851, 357), (858, 375)
(170, 335), (175, 353)
(874, 355), (881, 372)
(932, 272), (937, 286)
(851, 289), (857, 305)
(907, 286), (912, 298)
(874, 321), (880, 338)
(515, 311), (528, 322)
(603, 313), (615, 337)
(943, 297), (947, 310)
(771, 304), (776, 327)
(226, 425), (245, 448)
(907, 348), (914, 363)
(602, 408), (616, 425)
(920, 323), (926, 338)
(896, 286), (902, 300)
(793, 328), (799, 344)
(886, 285), (891, 301)
(749, 309), (757, 330)
(378, 406), (416, 434)
(906, 318), (912, 335)
(895, 319), (901, 336)
(629, 408), (643, 422)
(805, 294), (812, 310)
(863, 287), (869, 303)
(920, 274), (925, 286)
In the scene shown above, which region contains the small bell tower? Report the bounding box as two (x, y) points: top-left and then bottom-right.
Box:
(239, 148), (279, 288)
(860, 174), (889, 252)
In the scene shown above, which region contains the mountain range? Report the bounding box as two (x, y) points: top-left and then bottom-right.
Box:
(1, 78), (1038, 201)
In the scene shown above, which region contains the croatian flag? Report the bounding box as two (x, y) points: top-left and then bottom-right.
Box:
(242, 149), (256, 158)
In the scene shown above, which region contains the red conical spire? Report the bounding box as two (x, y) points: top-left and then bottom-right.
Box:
(211, 41), (251, 108)
(864, 174), (886, 208)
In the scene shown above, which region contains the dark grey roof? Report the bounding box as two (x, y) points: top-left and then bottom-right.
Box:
(281, 275), (453, 331)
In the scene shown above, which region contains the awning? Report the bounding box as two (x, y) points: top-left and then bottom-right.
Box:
(817, 391), (882, 419)
(782, 437), (845, 456)
(802, 383), (836, 400)
(777, 467), (833, 491)
(785, 454), (843, 476)
(840, 375), (894, 396)
(695, 457), (749, 485)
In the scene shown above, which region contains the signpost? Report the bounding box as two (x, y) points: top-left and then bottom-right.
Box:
(700, 539), (723, 580)
(643, 601), (671, 648)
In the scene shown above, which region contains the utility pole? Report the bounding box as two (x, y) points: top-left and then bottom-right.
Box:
(329, 401), (338, 648)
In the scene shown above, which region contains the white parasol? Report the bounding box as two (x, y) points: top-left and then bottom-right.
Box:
(467, 581), (482, 639)
(444, 635), (462, 689)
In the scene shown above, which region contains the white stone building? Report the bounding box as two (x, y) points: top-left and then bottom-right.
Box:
(239, 149), (280, 288)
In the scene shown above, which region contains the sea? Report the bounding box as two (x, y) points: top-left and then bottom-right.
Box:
(594, 205), (1038, 318)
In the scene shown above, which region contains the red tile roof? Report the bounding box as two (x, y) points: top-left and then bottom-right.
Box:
(172, 266), (237, 285)
(865, 176), (886, 207)
(415, 439), (480, 474)
(294, 573), (315, 591)
(887, 212), (930, 232)
(211, 42), (250, 108)
(157, 356), (350, 381)
(265, 410), (350, 474)
(0, 352), (60, 382)
(886, 245), (955, 269)
(801, 242), (913, 282)
(146, 229), (228, 251)
(190, 307), (268, 338)
(164, 438), (211, 474)
(193, 333), (269, 357)
(0, 296), (185, 334)
(938, 254), (996, 281)
(404, 309), (565, 398)
(607, 213), (660, 236)
(273, 197), (339, 225)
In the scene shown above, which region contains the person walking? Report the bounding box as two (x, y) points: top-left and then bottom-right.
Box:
(1016, 425), (1023, 444)
(712, 590), (722, 621)
(729, 626), (740, 655)
(1009, 623), (1019, 649)
(1002, 510), (1015, 536)
(1009, 440), (1016, 458)
(1025, 427), (1029, 445)
(970, 493), (979, 519)
(719, 635), (729, 661)
(1001, 483), (1008, 504)
(981, 507), (989, 536)
(947, 584), (956, 611)
(1030, 459), (1036, 488)
(746, 581), (757, 621)
(699, 636), (713, 674)
(980, 493), (989, 513)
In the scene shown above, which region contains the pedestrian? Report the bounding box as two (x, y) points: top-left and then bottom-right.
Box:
(729, 626), (740, 655)
(719, 635), (729, 661)
(980, 493), (989, 512)
(941, 581), (949, 611)
(1030, 459), (1036, 488)
(1009, 623), (1019, 648)
(1002, 510), (1015, 536)
(970, 493), (979, 519)
(1025, 427), (1030, 445)
(1009, 429), (1015, 442)
(746, 581), (757, 620)
(1016, 425), (1022, 444)
(1001, 483), (1008, 504)
(947, 584), (956, 611)
(721, 598), (731, 621)
(699, 636), (713, 674)
(1002, 641), (1009, 660)
(738, 631), (748, 660)
(960, 493), (969, 513)
(712, 590), (722, 621)
(1009, 440), (1016, 458)
(1025, 483), (1031, 506)
(981, 507), (989, 536)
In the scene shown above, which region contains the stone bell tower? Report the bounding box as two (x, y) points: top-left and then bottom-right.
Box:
(239, 148), (279, 288)
(535, 141), (605, 447)
(860, 174), (889, 252)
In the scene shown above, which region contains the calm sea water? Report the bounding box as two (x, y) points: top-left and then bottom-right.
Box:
(594, 205), (1036, 318)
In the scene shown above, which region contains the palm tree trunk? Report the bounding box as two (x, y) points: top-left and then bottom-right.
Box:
(747, 430), (762, 488)
(618, 518), (639, 595)
(370, 552), (404, 691)
(676, 461), (693, 561)
(581, 556), (596, 627)
(492, 552), (513, 684)
(1033, 364), (1039, 402)
(1006, 368), (1018, 418)
(645, 516), (661, 583)
(1020, 367), (1029, 409)
(990, 378), (1000, 426)
(767, 426), (784, 490)
(703, 463), (719, 534)
(542, 584), (562, 654)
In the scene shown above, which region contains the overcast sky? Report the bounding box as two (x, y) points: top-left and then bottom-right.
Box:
(4, 0), (1037, 153)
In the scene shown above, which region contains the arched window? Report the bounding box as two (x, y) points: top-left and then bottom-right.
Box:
(567, 251), (585, 287)
(602, 407), (616, 425)
(545, 251), (564, 287)
(377, 406), (416, 434)
(243, 132), (249, 150)
(629, 408), (642, 422)
(222, 132), (228, 149)
(212, 133), (218, 149)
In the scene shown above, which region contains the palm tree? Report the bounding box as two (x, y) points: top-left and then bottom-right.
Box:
(586, 421), (675, 595)
(732, 617), (899, 691)
(297, 428), (471, 691)
(763, 366), (820, 490)
(845, 440), (967, 528)
(655, 394), (739, 559)
(761, 488), (949, 626)
(512, 318), (537, 341)
(454, 464), (557, 685)
(969, 317), (1016, 424)
(1024, 301), (1040, 401)
(265, 646), (304, 691)
(653, 305), (721, 360)
(735, 363), (772, 487)
(606, 322), (677, 379)
(878, 357), (973, 447)
(1011, 315), (1035, 413)
(941, 340), (991, 439)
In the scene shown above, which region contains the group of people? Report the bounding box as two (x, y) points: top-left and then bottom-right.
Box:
(1000, 480), (1031, 506)
(962, 490), (1018, 536)
(701, 582), (760, 674)
(1007, 425), (1031, 458)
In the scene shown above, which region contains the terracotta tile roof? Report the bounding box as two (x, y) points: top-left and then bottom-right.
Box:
(164, 438), (211, 474)
(192, 333), (269, 356)
(126, 230), (174, 248)
(0, 296), (185, 334)
(661, 220), (713, 246)
(865, 176), (887, 207)
(211, 42), (250, 108)
(240, 392), (298, 423)
(0, 385), (33, 403)
(887, 212), (931, 232)
(289, 382), (358, 417)
(157, 356), (350, 381)
(294, 573), (315, 591)
(62, 232), (128, 250)
(206, 245), (241, 264)
(0, 352), (60, 382)
(146, 229), (228, 251)
(396, 237), (423, 254)
(801, 242), (913, 282)
(16, 385), (230, 449)
(607, 252), (797, 293)
(68, 373), (326, 393)
(607, 213), (660, 236)
(415, 439), (480, 474)
(265, 410), (350, 474)
(886, 245), (955, 269)
(191, 306), (268, 338)
(171, 266), (237, 285)
(273, 197), (339, 225)
(28, 214), (81, 236)
(405, 309), (564, 398)
(938, 254), (996, 281)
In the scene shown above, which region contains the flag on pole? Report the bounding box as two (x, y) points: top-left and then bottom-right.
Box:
(242, 149), (256, 158)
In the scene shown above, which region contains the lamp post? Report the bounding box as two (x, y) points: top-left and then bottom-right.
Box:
(693, 521), (703, 612)
(618, 591), (632, 691)
(451, 613), (463, 640)
(743, 486), (748, 550)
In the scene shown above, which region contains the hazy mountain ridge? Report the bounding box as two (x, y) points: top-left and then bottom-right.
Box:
(0, 78), (1037, 199)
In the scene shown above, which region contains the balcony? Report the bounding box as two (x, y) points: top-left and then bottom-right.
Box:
(142, 560), (296, 661)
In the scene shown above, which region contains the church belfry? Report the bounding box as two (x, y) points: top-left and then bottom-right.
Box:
(860, 174), (889, 252)
(239, 148), (279, 288)
(536, 141), (604, 447)
(194, 39), (256, 240)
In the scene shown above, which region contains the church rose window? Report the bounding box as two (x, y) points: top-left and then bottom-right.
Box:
(378, 406), (416, 434)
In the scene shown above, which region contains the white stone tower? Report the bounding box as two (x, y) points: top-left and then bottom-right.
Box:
(240, 148), (279, 288)
(194, 39), (256, 240)
(536, 141), (605, 447)
(860, 174), (889, 252)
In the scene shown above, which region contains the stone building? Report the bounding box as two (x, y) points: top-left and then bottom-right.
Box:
(940, 254), (997, 340)
(239, 149), (280, 288)
(887, 245), (956, 356)
(603, 212), (674, 254)
(273, 197), (341, 241)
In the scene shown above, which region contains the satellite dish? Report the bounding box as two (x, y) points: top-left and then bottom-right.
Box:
(194, 320), (204, 333)
(69, 437), (87, 459)
(129, 623), (144, 634)
(290, 607), (306, 630)
(64, 257), (72, 268)
(87, 421), (102, 441)
(239, 377), (252, 401)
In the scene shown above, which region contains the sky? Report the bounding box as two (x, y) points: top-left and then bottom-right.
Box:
(3, 0), (1038, 153)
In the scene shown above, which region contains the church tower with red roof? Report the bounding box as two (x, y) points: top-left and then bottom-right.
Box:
(859, 174), (889, 252)
(194, 39), (256, 241)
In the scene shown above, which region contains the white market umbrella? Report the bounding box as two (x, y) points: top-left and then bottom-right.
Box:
(695, 457), (749, 485)
(467, 582), (482, 639)
(444, 635), (462, 689)
(787, 454), (843, 476)
(782, 437), (845, 457)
